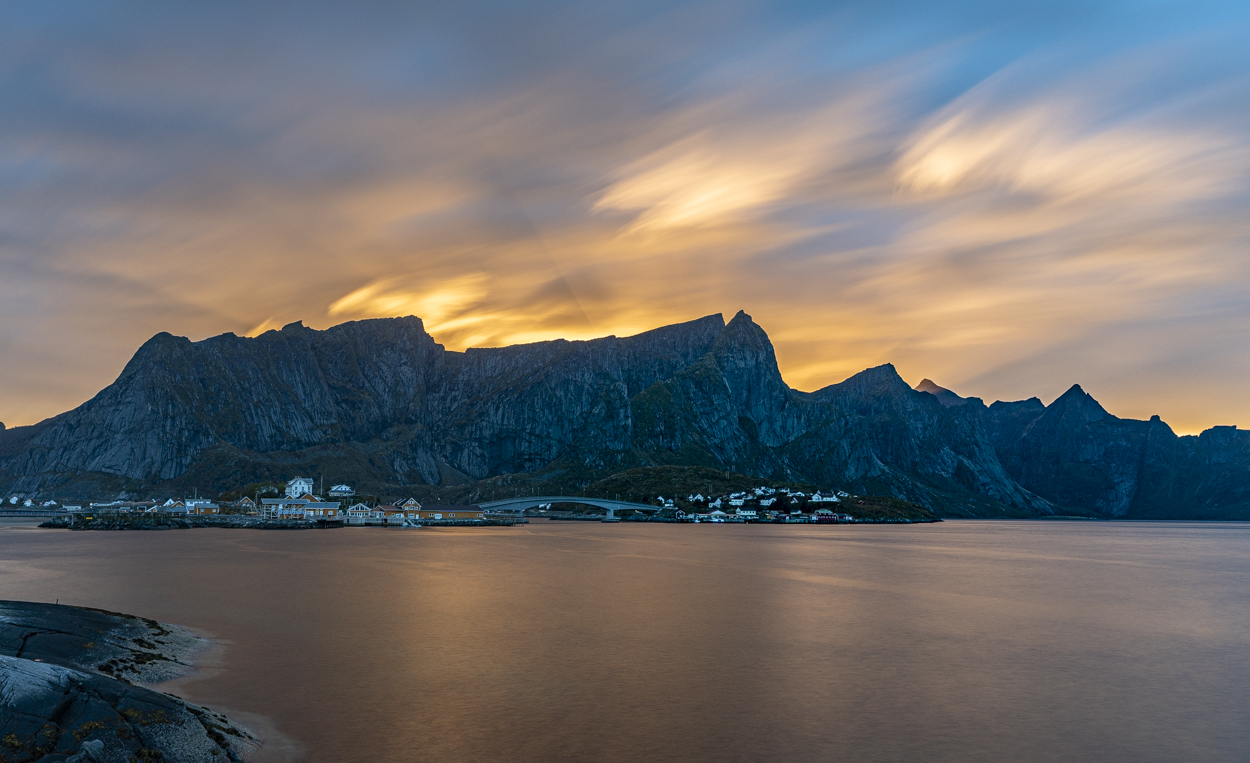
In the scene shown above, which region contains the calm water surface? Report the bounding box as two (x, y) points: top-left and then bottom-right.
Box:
(2, 519), (1249, 762)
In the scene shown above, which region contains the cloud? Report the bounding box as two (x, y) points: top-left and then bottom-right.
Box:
(328, 273), (489, 326)
(592, 76), (908, 234)
(896, 98), (1248, 207)
(1, 0), (1250, 437)
(594, 133), (808, 232)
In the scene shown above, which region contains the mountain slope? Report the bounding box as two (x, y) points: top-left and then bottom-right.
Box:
(985, 385), (1250, 519)
(2, 312), (1248, 518)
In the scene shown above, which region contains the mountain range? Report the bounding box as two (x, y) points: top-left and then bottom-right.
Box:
(1, 311), (1247, 519)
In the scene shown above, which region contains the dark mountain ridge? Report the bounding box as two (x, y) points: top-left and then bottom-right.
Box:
(1, 312), (1246, 518)
(985, 385), (1250, 518)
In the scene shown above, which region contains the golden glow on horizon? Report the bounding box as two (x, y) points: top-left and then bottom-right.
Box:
(328, 273), (490, 327)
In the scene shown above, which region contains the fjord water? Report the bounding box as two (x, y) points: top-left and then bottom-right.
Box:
(3, 521), (1249, 762)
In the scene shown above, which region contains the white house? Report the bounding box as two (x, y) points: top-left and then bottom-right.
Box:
(345, 503), (378, 524)
(261, 497), (340, 519)
(728, 497), (745, 507)
(262, 497), (303, 518)
(759, 497), (776, 507)
(285, 477), (315, 499)
(328, 484), (354, 498)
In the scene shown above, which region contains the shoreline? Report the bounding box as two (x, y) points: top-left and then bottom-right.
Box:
(36, 514), (524, 531)
(151, 626), (304, 763)
(0, 601), (259, 761)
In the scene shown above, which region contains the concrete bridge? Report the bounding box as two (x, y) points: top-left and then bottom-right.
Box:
(478, 496), (661, 520)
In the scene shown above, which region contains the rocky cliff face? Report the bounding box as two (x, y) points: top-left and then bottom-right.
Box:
(0, 314), (726, 494)
(2, 311), (1248, 518)
(796, 366), (1048, 514)
(982, 386), (1250, 519)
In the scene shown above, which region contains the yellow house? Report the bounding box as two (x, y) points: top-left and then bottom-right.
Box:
(371, 505), (413, 524)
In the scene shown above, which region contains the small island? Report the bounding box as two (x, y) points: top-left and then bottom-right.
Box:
(0, 601), (253, 762)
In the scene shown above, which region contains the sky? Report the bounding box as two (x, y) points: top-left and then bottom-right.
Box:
(1, 0), (1248, 434)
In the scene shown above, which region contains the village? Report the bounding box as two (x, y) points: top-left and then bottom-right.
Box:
(10, 477), (483, 526)
(662, 486), (856, 523)
(8, 478), (888, 525)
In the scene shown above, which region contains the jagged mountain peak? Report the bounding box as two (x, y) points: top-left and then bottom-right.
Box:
(719, 310), (767, 341)
(915, 378), (968, 407)
(627, 313), (725, 343)
(1047, 384), (1110, 423)
(859, 362), (901, 379)
(989, 397), (1045, 412)
(811, 363), (910, 402)
(117, 331), (193, 380)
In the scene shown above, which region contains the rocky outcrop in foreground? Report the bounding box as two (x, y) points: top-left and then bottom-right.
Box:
(0, 601), (254, 762)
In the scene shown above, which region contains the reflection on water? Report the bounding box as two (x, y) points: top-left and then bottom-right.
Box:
(2, 520), (1249, 762)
